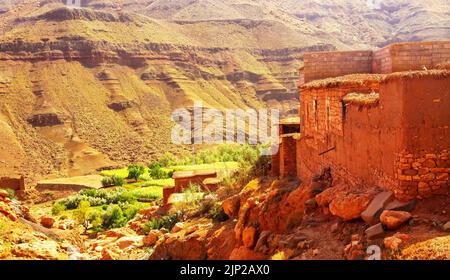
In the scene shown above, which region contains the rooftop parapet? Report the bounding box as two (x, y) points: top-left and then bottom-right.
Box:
(299, 41), (450, 85)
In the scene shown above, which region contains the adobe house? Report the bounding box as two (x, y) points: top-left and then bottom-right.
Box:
(271, 117), (300, 178)
(0, 176), (25, 191)
(275, 41), (450, 201)
(162, 170), (219, 207)
(172, 170), (218, 193)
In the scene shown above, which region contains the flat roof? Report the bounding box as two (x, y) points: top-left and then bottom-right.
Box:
(280, 117), (300, 125)
(301, 73), (385, 89)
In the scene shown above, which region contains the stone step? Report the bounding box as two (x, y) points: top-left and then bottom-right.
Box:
(385, 199), (417, 212)
(365, 223), (385, 240)
(361, 191), (394, 225)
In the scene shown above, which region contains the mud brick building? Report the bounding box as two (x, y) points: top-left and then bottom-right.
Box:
(274, 41), (450, 201)
(0, 176), (25, 191)
(271, 117), (300, 178)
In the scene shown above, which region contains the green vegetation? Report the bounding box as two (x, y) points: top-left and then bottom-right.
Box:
(157, 144), (260, 167)
(148, 163), (173, 180)
(70, 199), (145, 233)
(65, 144), (266, 232)
(3, 189), (16, 200)
(142, 212), (182, 233)
(127, 164), (146, 182)
(101, 175), (124, 187)
(208, 202), (229, 222)
(51, 188), (153, 231)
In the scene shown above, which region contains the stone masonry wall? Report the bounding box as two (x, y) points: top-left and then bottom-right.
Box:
(396, 151), (449, 200)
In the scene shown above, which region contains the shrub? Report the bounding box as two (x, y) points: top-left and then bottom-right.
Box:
(127, 164), (146, 181)
(102, 205), (127, 229)
(101, 177), (113, 188)
(142, 212), (181, 234)
(4, 189), (16, 200)
(56, 195), (107, 210)
(111, 175), (124, 186)
(158, 152), (177, 167)
(148, 162), (172, 179)
(101, 175), (124, 187)
(52, 202), (66, 215)
(87, 210), (103, 231)
(73, 201), (91, 233)
(208, 203), (229, 222)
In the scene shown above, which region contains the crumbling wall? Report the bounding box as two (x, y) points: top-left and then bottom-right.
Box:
(0, 176), (25, 191)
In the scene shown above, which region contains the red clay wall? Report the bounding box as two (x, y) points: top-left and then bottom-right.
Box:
(174, 173), (217, 192)
(0, 176), (25, 191)
(297, 72), (450, 200)
(393, 74), (450, 199)
(279, 136), (297, 177)
(298, 80), (386, 186)
(271, 153), (280, 177)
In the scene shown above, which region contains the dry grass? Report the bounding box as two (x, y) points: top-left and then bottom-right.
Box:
(343, 92), (379, 107)
(302, 69), (449, 90)
(399, 236), (450, 260)
(384, 69), (450, 82)
(301, 74), (385, 89)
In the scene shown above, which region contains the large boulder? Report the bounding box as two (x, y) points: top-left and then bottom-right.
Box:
(361, 191), (394, 225)
(229, 246), (268, 260)
(104, 227), (136, 238)
(12, 241), (62, 260)
(40, 216), (56, 228)
(365, 223), (385, 239)
(222, 195), (240, 218)
(143, 230), (160, 247)
(115, 236), (144, 249)
(329, 193), (372, 221)
(380, 210), (412, 230)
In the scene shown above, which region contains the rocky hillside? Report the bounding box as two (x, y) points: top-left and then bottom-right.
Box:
(0, 0), (448, 182)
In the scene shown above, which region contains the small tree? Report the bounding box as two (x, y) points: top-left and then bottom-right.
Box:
(127, 164), (145, 182)
(158, 152), (177, 167)
(73, 200), (91, 233)
(148, 162), (171, 179)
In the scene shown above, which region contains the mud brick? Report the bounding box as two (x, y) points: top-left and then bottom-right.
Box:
(361, 191), (394, 225)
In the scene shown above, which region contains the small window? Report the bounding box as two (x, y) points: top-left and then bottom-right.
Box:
(326, 98), (331, 130)
(313, 98), (318, 129)
(341, 100), (347, 122)
(313, 99), (318, 120)
(306, 102), (310, 121)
